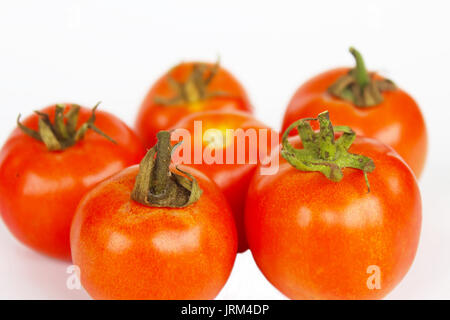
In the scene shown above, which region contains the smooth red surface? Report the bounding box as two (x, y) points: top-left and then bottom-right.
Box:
(0, 104), (145, 260)
(71, 165), (237, 300)
(171, 110), (279, 253)
(245, 135), (422, 299)
(135, 62), (253, 148)
(282, 68), (428, 178)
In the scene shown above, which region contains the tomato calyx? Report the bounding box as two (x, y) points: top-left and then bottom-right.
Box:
(281, 111), (375, 192)
(154, 60), (230, 106)
(131, 130), (202, 207)
(17, 102), (116, 151)
(328, 47), (396, 107)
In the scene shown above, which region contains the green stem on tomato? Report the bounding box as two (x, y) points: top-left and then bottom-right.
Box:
(17, 102), (116, 151)
(153, 59), (231, 106)
(131, 130), (202, 207)
(350, 47), (370, 88)
(328, 47), (397, 107)
(281, 111), (375, 192)
(151, 131), (172, 196)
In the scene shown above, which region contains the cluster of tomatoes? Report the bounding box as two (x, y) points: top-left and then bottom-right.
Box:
(0, 48), (427, 300)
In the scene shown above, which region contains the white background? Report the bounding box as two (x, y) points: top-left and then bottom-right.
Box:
(0, 0), (449, 299)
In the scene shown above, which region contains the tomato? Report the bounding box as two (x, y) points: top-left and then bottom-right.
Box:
(135, 61), (253, 148)
(71, 131), (237, 299)
(170, 110), (279, 253)
(0, 103), (145, 260)
(246, 111), (421, 299)
(282, 48), (427, 178)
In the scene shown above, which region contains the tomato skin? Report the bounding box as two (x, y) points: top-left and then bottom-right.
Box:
(0, 104), (145, 260)
(282, 68), (428, 178)
(135, 62), (253, 148)
(171, 110), (278, 253)
(70, 165), (237, 300)
(245, 135), (421, 299)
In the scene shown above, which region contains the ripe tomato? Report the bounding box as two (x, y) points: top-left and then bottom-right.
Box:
(0, 103), (145, 260)
(135, 61), (253, 148)
(71, 131), (237, 299)
(282, 48), (427, 178)
(246, 112), (421, 299)
(171, 110), (279, 253)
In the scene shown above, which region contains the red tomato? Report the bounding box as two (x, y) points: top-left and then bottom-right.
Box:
(0, 104), (145, 260)
(70, 164), (237, 300)
(282, 48), (427, 178)
(171, 110), (279, 253)
(246, 113), (421, 299)
(135, 61), (252, 148)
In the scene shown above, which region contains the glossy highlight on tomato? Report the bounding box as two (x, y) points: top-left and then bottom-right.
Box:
(0, 104), (145, 260)
(135, 61), (253, 148)
(70, 164), (237, 300)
